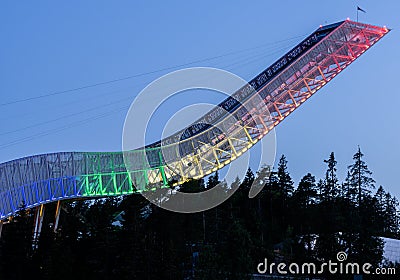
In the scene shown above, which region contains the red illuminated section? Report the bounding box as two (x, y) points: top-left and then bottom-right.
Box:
(241, 20), (389, 141)
(156, 20), (390, 186)
(155, 20), (390, 187)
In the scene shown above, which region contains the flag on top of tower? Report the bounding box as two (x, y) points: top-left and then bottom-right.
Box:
(357, 6), (366, 13)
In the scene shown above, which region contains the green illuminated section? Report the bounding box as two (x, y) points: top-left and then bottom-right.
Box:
(158, 151), (168, 186)
(81, 172), (134, 197)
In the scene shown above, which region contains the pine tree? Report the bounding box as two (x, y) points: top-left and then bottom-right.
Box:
(292, 173), (318, 259)
(341, 171), (351, 200)
(346, 147), (375, 206)
(316, 179), (325, 203)
(241, 168), (255, 190)
(0, 202), (38, 279)
(250, 164), (271, 199)
(205, 172), (223, 243)
(374, 186), (386, 233)
(384, 192), (399, 236)
(206, 171), (219, 189)
(321, 152), (339, 201)
(342, 148), (384, 265)
(315, 153), (342, 262)
(277, 155), (294, 198)
(293, 173), (318, 208)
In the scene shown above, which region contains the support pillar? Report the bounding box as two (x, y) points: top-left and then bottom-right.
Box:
(54, 201), (61, 233)
(0, 221), (3, 239)
(33, 204), (45, 248)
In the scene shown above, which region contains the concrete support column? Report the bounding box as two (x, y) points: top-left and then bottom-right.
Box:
(54, 201), (61, 233)
(33, 204), (45, 248)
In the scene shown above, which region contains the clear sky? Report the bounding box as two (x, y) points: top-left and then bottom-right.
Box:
(1, 1), (399, 197)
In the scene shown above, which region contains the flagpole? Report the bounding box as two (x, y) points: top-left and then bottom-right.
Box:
(357, 8), (359, 22)
(357, 6), (366, 22)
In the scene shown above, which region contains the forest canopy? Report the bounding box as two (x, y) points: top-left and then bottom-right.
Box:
(0, 148), (399, 280)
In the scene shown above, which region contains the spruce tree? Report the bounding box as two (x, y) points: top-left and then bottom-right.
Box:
(322, 152), (339, 201)
(374, 186), (386, 233)
(345, 147), (383, 266)
(292, 173), (318, 260)
(241, 168), (255, 190)
(384, 192), (399, 236)
(293, 173), (318, 208)
(277, 155), (293, 198)
(315, 153), (341, 262)
(346, 147), (375, 206)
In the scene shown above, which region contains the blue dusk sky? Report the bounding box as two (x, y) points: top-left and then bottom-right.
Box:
(1, 1), (399, 197)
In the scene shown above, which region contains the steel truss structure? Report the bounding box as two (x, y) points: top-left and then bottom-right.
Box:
(0, 20), (389, 220)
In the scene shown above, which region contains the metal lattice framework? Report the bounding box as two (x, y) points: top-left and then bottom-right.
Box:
(0, 20), (389, 220)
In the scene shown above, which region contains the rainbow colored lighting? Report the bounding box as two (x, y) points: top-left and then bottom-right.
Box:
(0, 20), (389, 220)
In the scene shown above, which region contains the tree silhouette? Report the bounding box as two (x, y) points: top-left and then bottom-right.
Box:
(346, 147), (375, 206)
(0, 149), (398, 279)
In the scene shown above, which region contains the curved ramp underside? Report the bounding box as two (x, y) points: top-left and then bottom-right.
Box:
(0, 20), (388, 219)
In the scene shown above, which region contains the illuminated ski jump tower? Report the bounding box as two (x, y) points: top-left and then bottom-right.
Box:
(0, 20), (389, 238)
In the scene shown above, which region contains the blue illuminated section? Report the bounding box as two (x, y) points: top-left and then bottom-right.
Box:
(0, 175), (82, 218)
